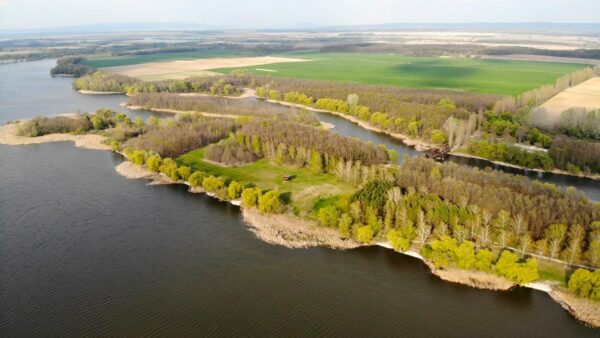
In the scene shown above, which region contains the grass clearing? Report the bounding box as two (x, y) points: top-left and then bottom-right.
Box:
(211, 51), (587, 95)
(177, 148), (355, 212)
(537, 260), (567, 285)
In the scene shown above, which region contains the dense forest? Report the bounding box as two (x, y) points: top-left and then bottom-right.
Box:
(127, 93), (320, 125)
(74, 71), (244, 96)
(50, 57), (95, 77)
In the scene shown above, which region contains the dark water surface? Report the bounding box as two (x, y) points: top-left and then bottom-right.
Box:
(1, 143), (597, 337)
(0, 59), (166, 123)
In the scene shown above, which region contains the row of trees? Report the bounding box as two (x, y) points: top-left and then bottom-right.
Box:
(465, 140), (554, 171)
(204, 138), (259, 165)
(74, 71), (244, 96)
(549, 136), (600, 174)
(422, 237), (539, 284)
(494, 66), (600, 113)
(123, 148), (285, 213)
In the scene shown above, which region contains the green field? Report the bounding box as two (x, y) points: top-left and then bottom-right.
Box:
(212, 52), (587, 96)
(177, 148), (355, 212)
(81, 49), (256, 68)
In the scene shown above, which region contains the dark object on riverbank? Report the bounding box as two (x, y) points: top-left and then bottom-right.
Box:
(425, 145), (450, 161)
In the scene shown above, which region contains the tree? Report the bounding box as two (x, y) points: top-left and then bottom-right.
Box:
(387, 229), (410, 252)
(227, 181), (243, 200)
(564, 224), (586, 265)
(145, 154), (162, 172)
(258, 191), (283, 214)
(475, 249), (494, 272)
(586, 240), (600, 268)
(338, 213), (353, 238)
(494, 251), (539, 285)
(317, 206), (339, 227)
(188, 171), (205, 187)
(495, 210), (511, 248)
(545, 223), (567, 260)
(309, 150), (323, 174)
(130, 150), (147, 165)
(357, 225), (375, 243)
(241, 187), (261, 207)
(568, 269), (600, 301)
(177, 166), (191, 181)
(415, 211), (432, 247)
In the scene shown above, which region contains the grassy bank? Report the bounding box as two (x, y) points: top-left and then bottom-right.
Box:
(177, 148), (355, 212)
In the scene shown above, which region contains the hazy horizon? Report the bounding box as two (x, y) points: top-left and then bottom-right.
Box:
(2, 0), (600, 31)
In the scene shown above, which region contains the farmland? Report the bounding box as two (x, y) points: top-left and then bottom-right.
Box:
(212, 52), (587, 96)
(540, 77), (600, 118)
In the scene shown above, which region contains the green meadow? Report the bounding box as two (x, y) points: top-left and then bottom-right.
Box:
(212, 52), (587, 96)
(177, 148), (355, 212)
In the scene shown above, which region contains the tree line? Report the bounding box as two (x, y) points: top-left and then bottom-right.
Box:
(50, 57), (94, 77)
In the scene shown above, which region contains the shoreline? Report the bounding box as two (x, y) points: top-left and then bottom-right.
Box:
(77, 89), (123, 95)
(1, 118), (598, 328)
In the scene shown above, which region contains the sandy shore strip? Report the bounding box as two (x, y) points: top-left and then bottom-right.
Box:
(78, 90), (123, 95)
(0, 123), (110, 150)
(242, 208), (361, 250)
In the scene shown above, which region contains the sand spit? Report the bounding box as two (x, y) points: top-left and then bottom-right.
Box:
(114, 161), (173, 185)
(78, 90), (123, 95)
(242, 208), (361, 250)
(0, 123), (110, 150)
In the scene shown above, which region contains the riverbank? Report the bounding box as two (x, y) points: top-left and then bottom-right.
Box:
(451, 151), (600, 181)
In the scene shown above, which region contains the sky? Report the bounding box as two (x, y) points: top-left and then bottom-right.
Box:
(1, 0), (600, 30)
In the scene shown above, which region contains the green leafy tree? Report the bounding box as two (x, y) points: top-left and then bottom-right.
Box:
(227, 181), (243, 200)
(338, 213), (353, 238)
(241, 187), (262, 207)
(188, 171), (205, 187)
(387, 229), (410, 252)
(130, 150), (147, 165)
(258, 191), (283, 214)
(494, 251), (539, 285)
(145, 154), (162, 172)
(357, 225), (375, 243)
(177, 166), (191, 181)
(474, 249), (495, 272)
(317, 206), (339, 227)
(568, 269), (600, 301)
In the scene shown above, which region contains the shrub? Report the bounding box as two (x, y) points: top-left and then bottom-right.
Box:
(145, 154), (162, 172)
(241, 187), (262, 207)
(356, 225), (375, 243)
(202, 175), (225, 192)
(258, 191), (284, 214)
(177, 166), (191, 181)
(188, 171), (205, 187)
(317, 206), (339, 227)
(387, 229), (411, 252)
(227, 181), (243, 200)
(494, 251), (539, 285)
(568, 269), (600, 301)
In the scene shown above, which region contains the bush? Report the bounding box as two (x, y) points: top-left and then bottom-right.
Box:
(188, 171), (205, 187)
(568, 269), (600, 301)
(356, 225), (375, 243)
(387, 229), (410, 252)
(177, 166), (191, 181)
(258, 191), (284, 214)
(227, 181), (243, 200)
(317, 206), (339, 227)
(338, 213), (353, 238)
(494, 251), (539, 285)
(130, 150), (147, 165)
(242, 187), (262, 207)
(159, 158), (179, 180)
(145, 154), (162, 172)
(202, 175), (225, 192)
